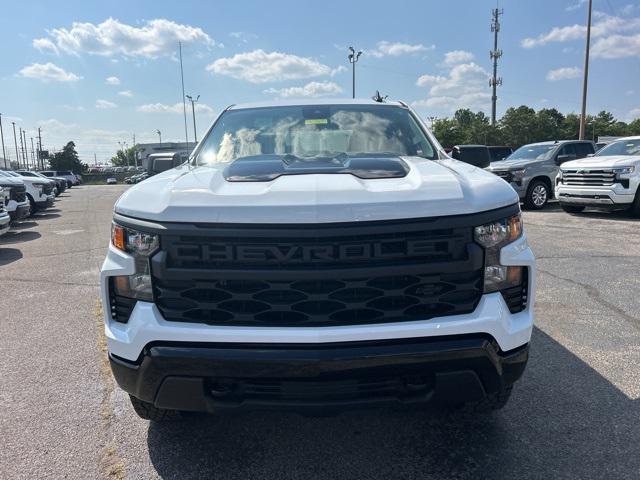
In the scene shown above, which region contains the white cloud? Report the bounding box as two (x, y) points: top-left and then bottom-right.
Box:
(33, 37), (59, 54)
(413, 62), (491, 113)
(330, 65), (348, 76)
(206, 49), (332, 83)
(96, 99), (117, 109)
(33, 18), (214, 58)
(62, 104), (85, 111)
(229, 31), (257, 43)
(137, 102), (214, 115)
(19, 62), (81, 82)
(546, 66), (581, 81)
(264, 81), (343, 98)
(629, 108), (640, 120)
(105, 76), (120, 85)
(591, 33), (640, 59)
(416, 74), (445, 87)
(521, 13), (640, 56)
(443, 50), (474, 65)
(118, 90), (134, 97)
(566, 0), (588, 12)
(368, 41), (434, 57)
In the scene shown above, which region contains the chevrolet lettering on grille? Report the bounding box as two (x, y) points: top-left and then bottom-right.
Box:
(170, 239), (445, 264)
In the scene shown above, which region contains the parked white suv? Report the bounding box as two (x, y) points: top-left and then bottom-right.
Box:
(0, 174), (30, 221)
(556, 136), (640, 215)
(39, 170), (79, 188)
(0, 171), (55, 214)
(101, 99), (536, 420)
(0, 187), (10, 236)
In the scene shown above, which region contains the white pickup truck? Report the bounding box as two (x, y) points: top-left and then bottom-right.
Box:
(556, 136), (640, 215)
(101, 99), (536, 420)
(0, 187), (10, 236)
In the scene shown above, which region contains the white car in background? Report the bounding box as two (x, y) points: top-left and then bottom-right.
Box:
(556, 136), (640, 216)
(0, 170), (55, 215)
(0, 187), (10, 236)
(0, 174), (30, 221)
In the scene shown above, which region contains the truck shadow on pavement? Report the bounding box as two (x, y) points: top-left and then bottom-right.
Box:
(0, 230), (41, 245)
(0, 248), (23, 266)
(530, 202), (640, 221)
(145, 327), (639, 480)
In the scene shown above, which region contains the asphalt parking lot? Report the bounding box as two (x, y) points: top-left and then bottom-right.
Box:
(1, 185), (639, 479)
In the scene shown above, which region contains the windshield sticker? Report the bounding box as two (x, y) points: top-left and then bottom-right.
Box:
(305, 118), (328, 125)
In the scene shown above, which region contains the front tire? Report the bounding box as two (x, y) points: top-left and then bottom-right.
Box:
(560, 204), (585, 214)
(129, 395), (181, 421)
(27, 195), (36, 216)
(524, 180), (550, 210)
(630, 189), (640, 218)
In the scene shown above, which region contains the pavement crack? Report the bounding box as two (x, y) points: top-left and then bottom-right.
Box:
(538, 267), (640, 329)
(2, 277), (99, 287)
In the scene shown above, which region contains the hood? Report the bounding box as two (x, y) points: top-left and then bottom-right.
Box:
(0, 176), (24, 186)
(114, 156), (519, 224)
(560, 155), (640, 169)
(488, 157), (547, 170)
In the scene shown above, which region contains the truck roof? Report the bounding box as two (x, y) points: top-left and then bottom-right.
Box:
(228, 98), (407, 110)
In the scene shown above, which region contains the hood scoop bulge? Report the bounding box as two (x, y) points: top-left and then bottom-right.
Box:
(224, 154), (409, 182)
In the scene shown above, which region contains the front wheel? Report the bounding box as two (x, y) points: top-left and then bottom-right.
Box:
(461, 384), (513, 412)
(27, 195), (36, 216)
(524, 180), (550, 210)
(630, 189), (640, 218)
(129, 395), (181, 421)
(560, 204), (585, 214)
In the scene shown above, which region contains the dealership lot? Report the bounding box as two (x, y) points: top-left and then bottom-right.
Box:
(1, 185), (639, 480)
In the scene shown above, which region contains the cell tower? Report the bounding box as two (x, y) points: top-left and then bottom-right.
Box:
(490, 7), (504, 126)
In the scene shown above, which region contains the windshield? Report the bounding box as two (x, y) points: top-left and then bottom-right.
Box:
(507, 144), (557, 161)
(596, 139), (640, 157)
(194, 104), (436, 166)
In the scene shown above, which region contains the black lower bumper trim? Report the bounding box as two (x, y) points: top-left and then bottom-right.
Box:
(110, 336), (529, 413)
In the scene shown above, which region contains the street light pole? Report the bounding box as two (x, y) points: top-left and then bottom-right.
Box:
(12, 122), (19, 168)
(186, 95), (200, 143)
(0, 113), (6, 169)
(348, 47), (363, 99)
(156, 129), (162, 144)
(579, 0), (593, 140)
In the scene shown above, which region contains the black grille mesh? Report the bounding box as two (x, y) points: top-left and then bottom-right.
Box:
(152, 221), (484, 327)
(154, 270), (483, 327)
(10, 186), (26, 203)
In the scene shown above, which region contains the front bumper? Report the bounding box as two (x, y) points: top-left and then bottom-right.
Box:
(0, 212), (10, 236)
(556, 184), (636, 208)
(110, 336), (529, 413)
(8, 201), (30, 221)
(35, 195), (55, 210)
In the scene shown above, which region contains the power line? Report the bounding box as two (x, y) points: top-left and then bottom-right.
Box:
(490, 6), (504, 126)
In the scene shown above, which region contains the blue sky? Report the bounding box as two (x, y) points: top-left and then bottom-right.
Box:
(0, 0), (638, 163)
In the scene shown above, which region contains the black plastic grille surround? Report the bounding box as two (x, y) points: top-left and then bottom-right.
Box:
(501, 269), (528, 314)
(126, 207), (529, 328)
(109, 279), (137, 323)
(10, 185), (26, 203)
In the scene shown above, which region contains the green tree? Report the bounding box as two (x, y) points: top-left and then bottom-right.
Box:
(499, 106), (538, 147)
(49, 141), (87, 173)
(110, 145), (138, 167)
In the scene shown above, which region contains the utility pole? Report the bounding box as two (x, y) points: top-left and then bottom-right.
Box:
(186, 94), (200, 143)
(156, 129), (162, 144)
(0, 113), (6, 169)
(37, 127), (43, 170)
(179, 42), (189, 144)
(23, 130), (29, 169)
(12, 122), (19, 168)
(30, 137), (35, 168)
(348, 47), (363, 99)
(579, 0), (593, 140)
(94, 153), (97, 166)
(19, 128), (26, 169)
(490, 7), (504, 126)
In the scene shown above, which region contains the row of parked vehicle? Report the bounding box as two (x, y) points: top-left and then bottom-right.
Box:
(0, 169), (82, 237)
(449, 137), (640, 215)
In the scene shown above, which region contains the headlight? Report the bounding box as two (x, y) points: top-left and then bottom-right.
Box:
(474, 213), (524, 294)
(110, 223), (159, 301)
(510, 169), (525, 180)
(612, 166), (635, 175)
(33, 182), (45, 190)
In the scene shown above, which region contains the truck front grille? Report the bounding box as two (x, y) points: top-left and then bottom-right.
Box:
(42, 183), (53, 195)
(149, 214), (493, 327)
(10, 185), (26, 203)
(562, 170), (616, 186)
